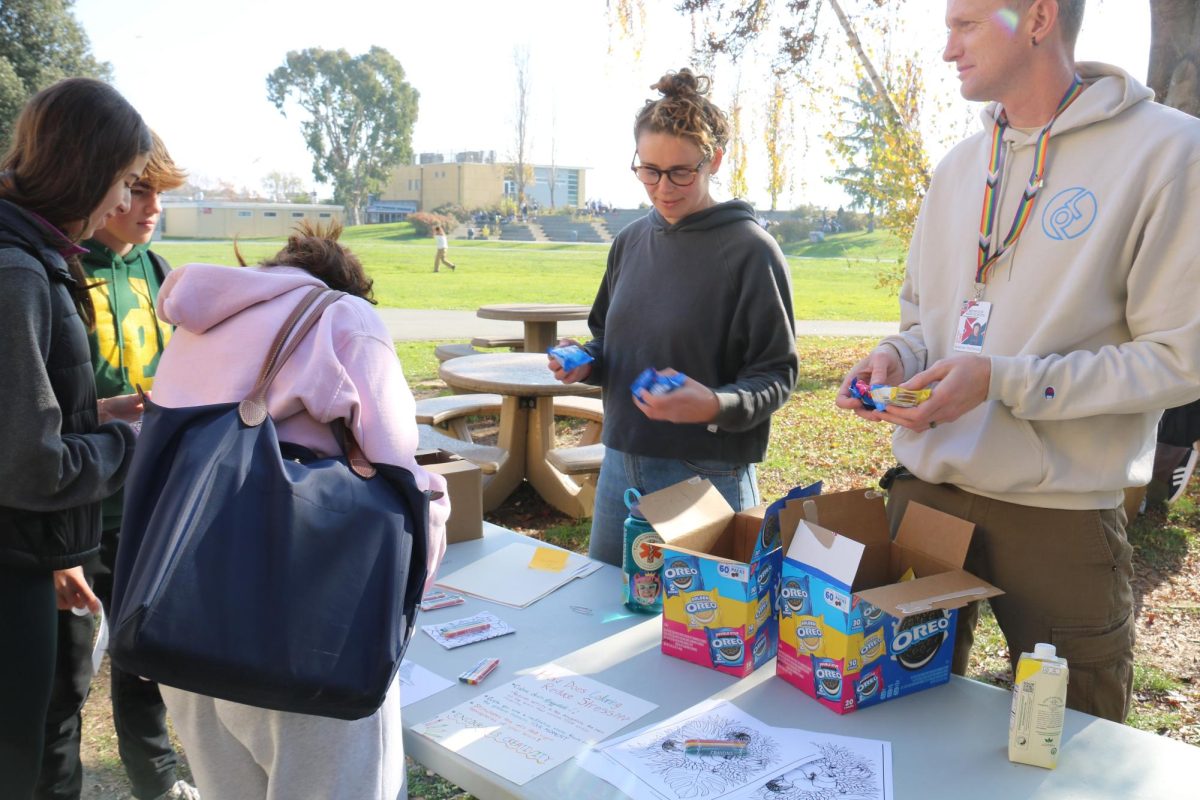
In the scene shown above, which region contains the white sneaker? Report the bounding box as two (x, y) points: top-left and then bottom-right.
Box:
(152, 780), (200, 800)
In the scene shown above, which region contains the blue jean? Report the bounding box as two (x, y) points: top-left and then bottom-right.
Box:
(588, 448), (759, 566)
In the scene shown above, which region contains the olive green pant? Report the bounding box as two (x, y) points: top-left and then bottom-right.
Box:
(886, 474), (1135, 723)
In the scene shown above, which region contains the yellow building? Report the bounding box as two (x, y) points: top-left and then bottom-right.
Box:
(374, 155), (586, 218)
(160, 201), (344, 239)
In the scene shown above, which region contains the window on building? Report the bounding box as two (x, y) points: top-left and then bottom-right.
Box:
(319, 212), (332, 218)
(292, 212), (304, 218)
(263, 211), (277, 218)
(236, 210), (252, 218)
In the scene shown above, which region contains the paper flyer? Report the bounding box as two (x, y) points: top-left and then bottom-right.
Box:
(412, 665), (657, 786)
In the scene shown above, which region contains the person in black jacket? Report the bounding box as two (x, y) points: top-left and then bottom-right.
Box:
(0, 78), (150, 799)
(549, 68), (797, 565)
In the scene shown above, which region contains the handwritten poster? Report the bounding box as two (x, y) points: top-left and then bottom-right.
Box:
(412, 664), (657, 785)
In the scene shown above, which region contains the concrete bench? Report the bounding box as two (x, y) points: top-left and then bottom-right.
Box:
(417, 424), (503, 475)
(546, 443), (605, 514)
(552, 395), (604, 444)
(546, 443), (604, 476)
(434, 343), (480, 363)
(470, 336), (525, 351)
(414, 393), (503, 440)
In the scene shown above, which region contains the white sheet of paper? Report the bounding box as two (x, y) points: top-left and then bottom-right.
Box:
(412, 664), (657, 786)
(91, 606), (108, 676)
(397, 659), (455, 708)
(433, 542), (602, 608)
(580, 699), (893, 800)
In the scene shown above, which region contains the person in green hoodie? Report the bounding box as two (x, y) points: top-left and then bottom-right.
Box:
(37, 132), (198, 800)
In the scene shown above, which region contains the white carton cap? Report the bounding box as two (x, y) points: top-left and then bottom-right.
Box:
(1033, 642), (1057, 659)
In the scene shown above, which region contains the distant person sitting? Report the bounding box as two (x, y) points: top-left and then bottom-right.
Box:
(1150, 399), (1200, 505)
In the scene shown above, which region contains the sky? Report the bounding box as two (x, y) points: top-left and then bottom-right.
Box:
(73, 0), (1151, 211)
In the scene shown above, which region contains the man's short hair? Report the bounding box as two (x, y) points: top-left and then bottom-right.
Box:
(1011, 0), (1086, 49)
(138, 130), (187, 193)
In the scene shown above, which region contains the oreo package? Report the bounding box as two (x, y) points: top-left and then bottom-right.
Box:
(547, 344), (594, 372)
(754, 481), (822, 557)
(662, 554), (704, 598)
(707, 627), (746, 669)
(779, 575), (812, 618)
(631, 367), (686, 399)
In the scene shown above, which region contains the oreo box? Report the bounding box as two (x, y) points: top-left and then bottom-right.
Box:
(775, 489), (1001, 714)
(637, 478), (779, 678)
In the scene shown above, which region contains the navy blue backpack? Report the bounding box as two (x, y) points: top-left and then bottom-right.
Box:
(109, 287), (429, 720)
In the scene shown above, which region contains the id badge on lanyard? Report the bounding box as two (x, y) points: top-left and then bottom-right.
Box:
(961, 76), (1084, 353)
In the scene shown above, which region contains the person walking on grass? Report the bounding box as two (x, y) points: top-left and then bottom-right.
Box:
(432, 224), (456, 272)
(549, 67), (797, 567)
(36, 132), (199, 800)
(835, 0), (1200, 723)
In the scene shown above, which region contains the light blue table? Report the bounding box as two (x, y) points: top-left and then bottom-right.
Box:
(401, 523), (1199, 799)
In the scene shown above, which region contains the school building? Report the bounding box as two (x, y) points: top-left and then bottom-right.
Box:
(368, 151), (586, 221)
(159, 200), (345, 239)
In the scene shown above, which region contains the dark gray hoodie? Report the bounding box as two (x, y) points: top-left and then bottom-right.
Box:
(583, 199), (797, 463)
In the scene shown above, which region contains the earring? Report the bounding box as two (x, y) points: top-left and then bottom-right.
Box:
(1031, 36), (1039, 46)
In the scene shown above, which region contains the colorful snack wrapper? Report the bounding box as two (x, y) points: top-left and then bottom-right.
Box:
(663, 553), (705, 598)
(848, 377), (878, 410)
(869, 384), (932, 411)
(547, 344), (594, 372)
(631, 367), (686, 399)
(707, 627), (746, 668)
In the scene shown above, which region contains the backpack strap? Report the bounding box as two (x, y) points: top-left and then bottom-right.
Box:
(236, 287), (377, 478)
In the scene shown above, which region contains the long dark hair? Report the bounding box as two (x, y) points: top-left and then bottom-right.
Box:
(0, 78), (151, 325)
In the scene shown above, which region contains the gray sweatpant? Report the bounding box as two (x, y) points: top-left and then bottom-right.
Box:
(161, 677), (406, 799)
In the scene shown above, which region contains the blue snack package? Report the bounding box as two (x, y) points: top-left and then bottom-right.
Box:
(547, 344), (594, 373)
(662, 553), (704, 597)
(754, 481), (823, 557)
(848, 377), (878, 410)
(631, 367), (687, 399)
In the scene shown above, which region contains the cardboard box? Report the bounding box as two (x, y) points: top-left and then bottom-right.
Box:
(775, 489), (1001, 714)
(638, 478), (780, 678)
(415, 449), (482, 543)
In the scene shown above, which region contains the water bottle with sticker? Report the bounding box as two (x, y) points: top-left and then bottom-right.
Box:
(621, 488), (664, 614)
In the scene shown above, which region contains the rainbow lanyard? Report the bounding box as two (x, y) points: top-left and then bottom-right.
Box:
(975, 76), (1085, 291)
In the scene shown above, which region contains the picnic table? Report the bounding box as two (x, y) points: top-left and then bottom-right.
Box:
(475, 303), (590, 353)
(438, 352), (600, 516)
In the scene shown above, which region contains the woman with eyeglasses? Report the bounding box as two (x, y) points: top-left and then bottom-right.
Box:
(549, 68), (798, 566)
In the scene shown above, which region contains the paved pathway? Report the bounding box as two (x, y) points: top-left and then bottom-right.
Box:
(376, 308), (897, 342)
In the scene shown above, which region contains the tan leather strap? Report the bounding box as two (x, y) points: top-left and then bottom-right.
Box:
(235, 287), (377, 479)
(238, 287), (343, 426)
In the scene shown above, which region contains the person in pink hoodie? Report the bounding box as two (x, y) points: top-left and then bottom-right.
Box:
(148, 222), (449, 800)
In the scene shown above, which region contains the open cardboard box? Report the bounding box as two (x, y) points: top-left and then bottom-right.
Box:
(415, 449), (482, 544)
(775, 488), (1002, 714)
(638, 477), (779, 678)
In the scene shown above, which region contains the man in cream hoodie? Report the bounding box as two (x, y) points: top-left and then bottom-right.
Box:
(836, 0), (1200, 722)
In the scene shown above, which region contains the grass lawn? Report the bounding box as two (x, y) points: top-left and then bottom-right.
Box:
(151, 225), (902, 321)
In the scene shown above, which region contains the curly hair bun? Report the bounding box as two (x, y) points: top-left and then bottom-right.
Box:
(652, 69), (711, 100)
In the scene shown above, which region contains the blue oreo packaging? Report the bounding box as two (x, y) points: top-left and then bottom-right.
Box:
(547, 344), (594, 372)
(631, 367), (686, 399)
(637, 478), (780, 678)
(775, 488), (1001, 714)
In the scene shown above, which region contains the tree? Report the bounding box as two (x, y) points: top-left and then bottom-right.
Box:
(266, 47), (418, 225)
(262, 170), (308, 203)
(1148, 0), (1200, 116)
(727, 84), (750, 199)
(763, 79), (791, 211)
(510, 47), (533, 212)
(0, 0), (112, 147)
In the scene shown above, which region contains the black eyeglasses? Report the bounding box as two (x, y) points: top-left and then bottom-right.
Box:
(630, 154), (706, 187)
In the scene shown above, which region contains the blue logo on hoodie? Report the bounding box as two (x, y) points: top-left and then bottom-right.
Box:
(1042, 187), (1097, 241)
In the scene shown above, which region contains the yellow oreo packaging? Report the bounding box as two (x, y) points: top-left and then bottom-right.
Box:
(776, 490), (1002, 714)
(639, 479), (779, 678)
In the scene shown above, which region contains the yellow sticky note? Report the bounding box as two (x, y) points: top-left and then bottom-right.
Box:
(529, 546), (569, 572)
